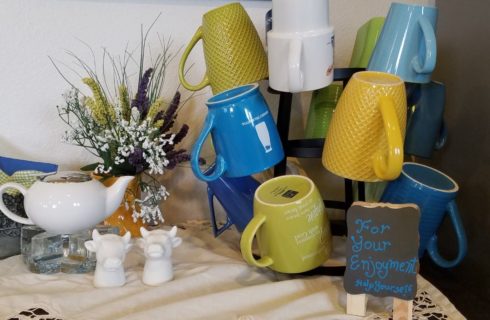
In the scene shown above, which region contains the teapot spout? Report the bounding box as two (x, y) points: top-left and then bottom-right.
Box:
(104, 176), (135, 218)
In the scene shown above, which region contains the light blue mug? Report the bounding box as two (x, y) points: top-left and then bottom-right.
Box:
(367, 2), (438, 84)
(381, 162), (467, 268)
(204, 164), (259, 237)
(191, 83), (284, 182)
(405, 81), (447, 158)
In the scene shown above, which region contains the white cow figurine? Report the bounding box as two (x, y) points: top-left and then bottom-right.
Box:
(85, 230), (132, 288)
(138, 226), (182, 286)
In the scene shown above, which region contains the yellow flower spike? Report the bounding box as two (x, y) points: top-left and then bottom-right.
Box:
(147, 98), (164, 123)
(84, 97), (106, 125)
(118, 85), (131, 121)
(154, 119), (164, 128)
(82, 78), (115, 124)
(86, 100), (106, 125)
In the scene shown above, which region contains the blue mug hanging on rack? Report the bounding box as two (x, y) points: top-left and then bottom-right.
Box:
(367, 2), (438, 84)
(191, 83), (284, 182)
(405, 81), (447, 158)
(204, 164), (259, 237)
(381, 162), (467, 268)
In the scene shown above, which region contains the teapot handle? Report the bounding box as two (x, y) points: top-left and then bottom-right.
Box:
(0, 182), (34, 225)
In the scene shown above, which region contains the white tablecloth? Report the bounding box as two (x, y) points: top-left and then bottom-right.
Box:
(0, 222), (465, 319)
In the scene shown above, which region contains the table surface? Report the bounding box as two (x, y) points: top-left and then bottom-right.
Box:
(0, 221), (466, 320)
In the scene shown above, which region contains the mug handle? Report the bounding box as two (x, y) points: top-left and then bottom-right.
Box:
(434, 120), (447, 150)
(412, 17), (437, 74)
(190, 114), (226, 182)
(373, 96), (404, 180)
(427, 201), (467, 268)
(240, 213), (273, 268)
(0, 182), (34, 225)
(207, 186), (233, 237)
(288, 37), (304, 92)
(178, 27), (211, 91)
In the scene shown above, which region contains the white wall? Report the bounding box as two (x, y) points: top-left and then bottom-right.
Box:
(0, 0), (433, 224)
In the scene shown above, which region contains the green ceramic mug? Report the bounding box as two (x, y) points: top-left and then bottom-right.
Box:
(240, 175), (331, 273)
(305, 84), (343, 139)
(349, 17), (385, 68)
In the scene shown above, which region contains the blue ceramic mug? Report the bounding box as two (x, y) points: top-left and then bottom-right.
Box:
(405, 81), (447, 158)
(191, 83), (284, 182)
(381, 162), (467, 268)
(204, 165), (259, 237)
(368, 2), (438, 83)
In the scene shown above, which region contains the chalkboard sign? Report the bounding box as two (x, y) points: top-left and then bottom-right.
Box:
(344, 202), (420, 300)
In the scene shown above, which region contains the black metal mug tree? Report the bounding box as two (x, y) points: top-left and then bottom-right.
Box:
(268, 68), (365, 277)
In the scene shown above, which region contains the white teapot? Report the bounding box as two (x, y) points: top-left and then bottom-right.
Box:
(0, 171), (133, 234)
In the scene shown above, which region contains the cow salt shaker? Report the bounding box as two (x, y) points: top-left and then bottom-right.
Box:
(85, 230), (132, 288)
(138, 226), (182, 286)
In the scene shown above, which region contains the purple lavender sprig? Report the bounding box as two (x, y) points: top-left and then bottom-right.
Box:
(165, 149), (205, 169)
(162, 124), (188, 153)
(165, 149), (189, 170)
(173, 124), (189, 145)
(154, 91), (180, 134)
(131, 68), (153, 119)
(128, 146), (147, 174)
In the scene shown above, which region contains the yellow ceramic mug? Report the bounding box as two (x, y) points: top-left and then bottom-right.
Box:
(322, 71), (406, 182)
(178, 3), (268, 94)
(240, 175), (331, 273)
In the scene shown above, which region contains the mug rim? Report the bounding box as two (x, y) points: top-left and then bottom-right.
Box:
(255, 174), (315, 207)
(204, 2), (243, 18)
(401, 162), (459, 193)
(354, 71), (404, 86)
(207, 83), (259, 106)
(391, 2), (437, 10)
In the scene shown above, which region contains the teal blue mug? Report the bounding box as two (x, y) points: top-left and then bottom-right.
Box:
(368, 2), (438, 84)
(405, 81), (447, 158)
(191, 84), (284, 182)
(381, 162), (467, 268)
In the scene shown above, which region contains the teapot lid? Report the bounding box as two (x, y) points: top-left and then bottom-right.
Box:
(42, 171), (92, 183)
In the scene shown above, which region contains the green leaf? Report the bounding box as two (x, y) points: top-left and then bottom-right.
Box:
(80, 163), (100, 171)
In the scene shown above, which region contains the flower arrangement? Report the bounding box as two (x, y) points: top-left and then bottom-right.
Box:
(54, 23), (193, 224)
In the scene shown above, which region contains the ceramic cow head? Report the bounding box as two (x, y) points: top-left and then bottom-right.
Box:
(85, 230), (132, 270)
(138, 226), (182, 259)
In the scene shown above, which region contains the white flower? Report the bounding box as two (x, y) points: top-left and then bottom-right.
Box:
(59, 85), (183, 224)
(130, 107), (141, 125)
(94, 164), (112, 175)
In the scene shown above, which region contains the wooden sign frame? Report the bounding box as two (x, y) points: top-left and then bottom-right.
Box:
(344, 202), (420, 319)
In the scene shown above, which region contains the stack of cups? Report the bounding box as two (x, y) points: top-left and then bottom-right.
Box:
(181, 3), (333, 273)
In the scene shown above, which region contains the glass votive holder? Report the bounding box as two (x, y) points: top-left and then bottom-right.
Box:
(21, 224), (119, 274)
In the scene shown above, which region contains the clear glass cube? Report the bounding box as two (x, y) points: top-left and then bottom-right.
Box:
(21, 225), (119, 274)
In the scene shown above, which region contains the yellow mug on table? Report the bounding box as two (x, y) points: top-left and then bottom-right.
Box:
(322, 71), (407, 182)
(240, 175), (331, 274)
(178, 2), (268, 94)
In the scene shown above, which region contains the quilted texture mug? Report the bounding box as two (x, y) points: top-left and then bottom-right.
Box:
(178, 3), (268, 94)
(322, 71), (407, 182)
